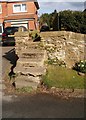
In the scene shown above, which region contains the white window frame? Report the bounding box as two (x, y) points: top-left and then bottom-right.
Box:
(0, 4), (2, 14)
(13, 4), (27, 13)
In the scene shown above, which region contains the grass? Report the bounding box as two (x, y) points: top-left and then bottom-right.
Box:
(16, 86), (34, 93)
(42, 65), (85, 89)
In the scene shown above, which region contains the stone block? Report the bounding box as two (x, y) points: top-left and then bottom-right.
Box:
(15, 75), (39, 89)
(15, 31), (29, 37)
(14, 66), (46, 77)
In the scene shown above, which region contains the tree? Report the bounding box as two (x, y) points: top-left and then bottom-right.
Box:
(80, 10), (86, 34)
(59, 10), (74, 31)
(59, 10), (86, 33)
(52, 12), (58, 31)
(39, 10), (86, 34)
(39, 13), (50, 28)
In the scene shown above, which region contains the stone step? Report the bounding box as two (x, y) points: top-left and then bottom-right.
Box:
(19, 51), (45, 59)
(20, 49), (44, 54)
(18, 49), (46, 59)
(21, 48), (44, 53)
(15, 75), (40, 89)
(16, 47), (45, 57)
(17, 58), (45, 67)
(28, 45), (41, 49)
(16, 42), (42, 50)
(26, 41), (40, 46)
(14, 66), (46, 77)
(27, 42), (44, 48)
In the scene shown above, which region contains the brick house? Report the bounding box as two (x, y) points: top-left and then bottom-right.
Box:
(0, 0), (39, 34)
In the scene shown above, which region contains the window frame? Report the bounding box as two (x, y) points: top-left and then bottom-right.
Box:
(13, 4), (27, 13)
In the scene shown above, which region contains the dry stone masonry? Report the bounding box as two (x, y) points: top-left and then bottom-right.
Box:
(41, 31), (85, 68)
(14, 31), (46, 89)
(14, 31), (85, 89)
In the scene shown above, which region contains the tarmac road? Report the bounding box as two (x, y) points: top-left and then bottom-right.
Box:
(1, 46), (15, 78)
(1, 45), (85, 119)
(0, 45), (15, 119)
(2, 93), (84, 118)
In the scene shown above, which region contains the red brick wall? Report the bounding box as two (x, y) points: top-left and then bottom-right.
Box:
(0, 2), (7, 23)
(7, 2), (36, 15)
(0, 1), (39, 30)
(29, 20), (35, 30)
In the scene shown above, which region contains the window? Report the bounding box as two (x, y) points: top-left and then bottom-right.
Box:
(13, 4), (26, 13)
(0, 4), (2, 14)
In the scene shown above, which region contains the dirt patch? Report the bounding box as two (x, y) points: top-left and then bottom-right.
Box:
(3, 69), (85, 99)
(37, 83), (85, 99)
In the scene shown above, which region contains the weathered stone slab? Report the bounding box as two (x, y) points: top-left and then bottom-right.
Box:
(18, 50), (45, 59)
(15, 75), (40, 89)
(16, 58), (44, 67)
(15, 31), (29, 37)
(14, 31), (46, 89)
(14, 66), (46, 77)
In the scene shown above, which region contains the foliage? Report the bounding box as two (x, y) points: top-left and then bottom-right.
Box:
(73, 60), (86, 73)
(39, 13), (51, 28)
(52, 11), (59, 31)
(59, 10), (74, 31)
(29, 30), (41, 41)
(58, 10), (85, 33)
(42, 65), (84, 89)
(39, 10), (58, 29)
(39, 9), (86, 34)
(16, 87), (33, 93)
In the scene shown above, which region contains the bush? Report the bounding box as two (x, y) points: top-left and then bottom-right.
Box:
(73, 60), (86, 73)
(29, 30), (41, 41)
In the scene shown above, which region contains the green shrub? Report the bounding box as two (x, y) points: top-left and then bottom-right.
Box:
(73, 60), (86, 73)
(29, 30), (41, 41)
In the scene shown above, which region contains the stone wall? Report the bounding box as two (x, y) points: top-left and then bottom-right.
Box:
(41, 31), (85, 68)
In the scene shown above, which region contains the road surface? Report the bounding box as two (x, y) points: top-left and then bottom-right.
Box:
(2, 93), (85, 118)
(2, 46), (14, 78)
(1, 46), (85, 119)
(0, 45), (14, 119)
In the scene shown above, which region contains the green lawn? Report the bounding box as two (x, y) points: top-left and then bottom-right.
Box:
(42, 65), (85, 89)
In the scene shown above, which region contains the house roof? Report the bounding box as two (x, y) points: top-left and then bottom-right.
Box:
(4, 14), (35, 21)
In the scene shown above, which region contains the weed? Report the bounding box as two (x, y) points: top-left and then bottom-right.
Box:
(16, 86), (34, 93)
